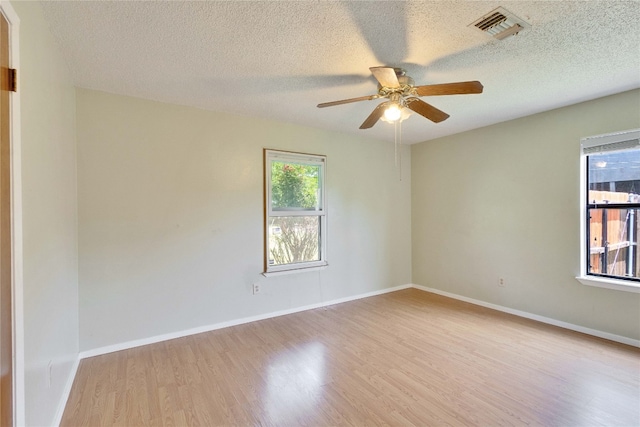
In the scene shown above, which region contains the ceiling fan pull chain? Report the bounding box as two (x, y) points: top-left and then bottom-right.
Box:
(398, 120), (402, 181)
(394, 121), (398, 167)
(393, 120), (402, 181)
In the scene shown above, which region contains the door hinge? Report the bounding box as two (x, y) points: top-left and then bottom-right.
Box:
(8, 68), (16, 92)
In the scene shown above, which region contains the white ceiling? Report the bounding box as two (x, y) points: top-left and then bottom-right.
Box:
(39, 1), (640, 144)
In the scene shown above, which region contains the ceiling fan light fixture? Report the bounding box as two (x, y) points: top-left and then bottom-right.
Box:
(381, 101), (412, 124)
(383, 103), (402, 122)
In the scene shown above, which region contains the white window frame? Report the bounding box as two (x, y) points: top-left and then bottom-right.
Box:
(576, 128), (640, 293)
(263, 149), (327, 275)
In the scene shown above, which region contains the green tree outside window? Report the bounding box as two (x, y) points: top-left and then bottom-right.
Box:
(269, 161), (321, 265)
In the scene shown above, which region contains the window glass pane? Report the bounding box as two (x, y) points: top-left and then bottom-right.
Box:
(588, 150), (640, 203)
(271, 161), (321, 211)
(588, 208), (640, 279)
(268, 216), (320, 266)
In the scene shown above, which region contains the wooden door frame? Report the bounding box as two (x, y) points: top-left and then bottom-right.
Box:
(0, 1), (22, 426)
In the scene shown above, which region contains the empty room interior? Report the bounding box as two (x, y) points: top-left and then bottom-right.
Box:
(2, 1), (640, 426)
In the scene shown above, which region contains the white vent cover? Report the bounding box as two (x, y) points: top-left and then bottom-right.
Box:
(470, 7), (529, 40)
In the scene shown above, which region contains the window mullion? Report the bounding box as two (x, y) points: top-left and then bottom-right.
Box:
(588, 203), (640, 209)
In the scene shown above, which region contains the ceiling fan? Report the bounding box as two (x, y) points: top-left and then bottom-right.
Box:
(318, 67), (483, 129)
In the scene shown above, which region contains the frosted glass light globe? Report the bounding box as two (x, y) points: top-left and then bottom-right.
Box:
(384, 104), (402, 122)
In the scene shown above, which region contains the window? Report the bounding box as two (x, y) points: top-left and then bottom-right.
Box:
(579, 129), (640, 292)
(264, 149), (327, 274)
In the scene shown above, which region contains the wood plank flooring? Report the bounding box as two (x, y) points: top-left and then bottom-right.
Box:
(61, 289), (640, 426)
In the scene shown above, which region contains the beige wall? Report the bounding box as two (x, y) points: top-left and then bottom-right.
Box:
(76, 89), (412, 351)
(12, 1), (79, 426)
(412, 89), (640, 341)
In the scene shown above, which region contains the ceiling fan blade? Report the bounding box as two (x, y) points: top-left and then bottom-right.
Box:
(369, 66), (400, 88)
(414, 81), (483, 96)
(359, 102), (388, 129)
(406, 98), (450, 123)
(317, 95), (378, 108)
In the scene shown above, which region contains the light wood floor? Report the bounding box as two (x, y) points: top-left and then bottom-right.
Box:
(61, 289), (640, 426)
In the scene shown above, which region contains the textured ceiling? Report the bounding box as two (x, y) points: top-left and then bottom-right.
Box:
(40, 1), (640, 144)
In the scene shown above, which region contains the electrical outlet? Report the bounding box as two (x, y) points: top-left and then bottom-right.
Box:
(252, 283), (261, 294)
(498, 277), (505, 287)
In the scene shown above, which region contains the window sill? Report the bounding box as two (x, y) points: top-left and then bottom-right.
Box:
(263, 263), (328, 278)
(576, 275), (640, 293)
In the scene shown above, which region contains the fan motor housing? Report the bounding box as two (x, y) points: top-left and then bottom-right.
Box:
(377, 74), (415, 96)
(398, 75), (414, 86)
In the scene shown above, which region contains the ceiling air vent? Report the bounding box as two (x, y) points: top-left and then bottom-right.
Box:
(470, 7), (529, 40)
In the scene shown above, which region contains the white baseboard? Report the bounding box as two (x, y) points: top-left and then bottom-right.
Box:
(412, 284), (640, 348)
(80, 282), (639, 359)
(53, 356), (80, 427)
(79, 284), (413, 359)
